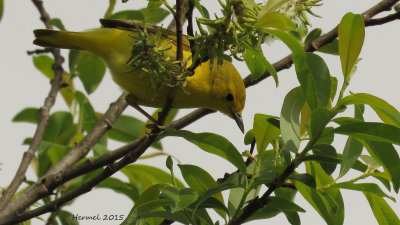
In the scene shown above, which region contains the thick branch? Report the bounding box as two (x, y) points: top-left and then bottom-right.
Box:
(0, 0), (65, 211)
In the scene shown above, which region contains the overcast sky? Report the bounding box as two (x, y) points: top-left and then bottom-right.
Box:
(0, 0), (399, 224)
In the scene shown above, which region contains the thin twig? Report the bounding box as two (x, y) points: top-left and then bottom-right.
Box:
(0, 0), (65, 211)
(175, 0), (184, 61)
(365, 11), (400, 26)
(26, 47), (53, 55)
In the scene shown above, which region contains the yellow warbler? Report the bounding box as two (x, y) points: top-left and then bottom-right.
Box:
(33, 19), (246, 132)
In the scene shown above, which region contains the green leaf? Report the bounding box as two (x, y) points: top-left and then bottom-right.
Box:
(33, 55), (54, 79)
(360, 141), (400, 192)
(304, 28), (322, 45)
(296, 162), (344, 225)
(332, 182), (395, 202)
(312, 144), (338, 175)
(147, 0), (162, 11)
(255, 12), (296, 31)
(159, 186), (198, 213)
(74, 91), (98, 131)
(76, 51), (106, 94)
(58, 210), (79, 225)
(339, 93), (400, 126)
(338, 137), (363, 178)
(289, 173), (316, 188)
(261, 28), (305, 57)
(161, 129), (246, 174)
(121, 184), (166, 225)
(97, 177), (139, 202)
(253, 114), (280, 153)
(243, 42), (278, 86)
(194, 1), (210, 19)
(364, 192), (400, 225)
(121, 164), (184, 193)
(334, 122), (400, 145)
(318, 39), (339, 55)
(109, 8), (169, 24)
(244, 129), (255, 145)
(258, 0), (291, 16)
(12, 108), (40, 124)
(310, 108), (334, 137)
(108, 115), (144, 143)
(294, 53), (331, 109)
(104, 0), (117, 18)
(280, 87), (305, 152)
(178, 164), (225, 217)
(68, 50), (80, 76)
(48, 18), (66, 31)
(338, 13), (365, 78)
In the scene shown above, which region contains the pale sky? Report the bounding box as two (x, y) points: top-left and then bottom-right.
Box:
(0, 0), (399, 224)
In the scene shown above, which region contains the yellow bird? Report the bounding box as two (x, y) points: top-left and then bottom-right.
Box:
(33, 19), (246, 132)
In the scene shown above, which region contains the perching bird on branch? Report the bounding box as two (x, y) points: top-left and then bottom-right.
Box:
(33, 19), (246, 132)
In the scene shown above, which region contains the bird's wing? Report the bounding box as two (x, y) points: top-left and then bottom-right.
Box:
(99, 19), (191, 52)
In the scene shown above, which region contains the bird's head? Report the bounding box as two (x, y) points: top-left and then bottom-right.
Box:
(209, 62), (246, 133)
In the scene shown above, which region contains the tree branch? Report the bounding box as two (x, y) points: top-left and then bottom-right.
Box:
(0, 0), (65, 211)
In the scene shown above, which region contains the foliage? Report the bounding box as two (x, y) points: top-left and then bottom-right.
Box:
(2, 0), (400, 225)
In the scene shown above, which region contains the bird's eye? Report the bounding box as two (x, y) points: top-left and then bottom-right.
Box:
(226, 93), (234, 102)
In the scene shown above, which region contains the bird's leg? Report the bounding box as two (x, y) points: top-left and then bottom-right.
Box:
(125, 94), (166, 132)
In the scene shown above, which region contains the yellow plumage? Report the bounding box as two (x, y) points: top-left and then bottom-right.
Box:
(33, 19), (246, 131)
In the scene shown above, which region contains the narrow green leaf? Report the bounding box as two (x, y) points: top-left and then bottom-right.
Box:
(104, 0), (117, 18)
(161, 129), (246, 174)
(108, 115), (144, 143)
(97, 177), (139, 201)
(109, 10), (143, 20)
(338, 13), (365, 78)
(258, 0), (291, 16)
(68, 50), (80, 76)
(178, 164), (225, 218)
(339, 93), (400, 126)
(294, 53), (332, 109)
(178, 164), (222, 197)
(253, 114), (280, 153)
(364, 192), (400, 225)
(261, 28), (305, 57)
(74, 91), (98, 131)
(332, 182), (395, 201)
(194, 0), (210, 19)
(334, 122), (400, 145)
(58, 210), (79, 225)
(140, 8), (170, 24)
(76, 51), (106, 94)
(12, 108), (40, 124)
(318, 39), (339, 55)
(310, 108), (334, 137)
(360, 141), (400, 192)
(33, 55), (54, 79)
(48, 18), (66, 31)
(147, 0), (162, 10)
(312, 144), (338, 175)
(280, 87), (305, 152)
(304, 28), (322, 45)
(244, 129), (255, 145)
(159, 186), (198, 213)
(255, 12), (296, 31)
(243, 42), (278, 86)
(289, 173), (316, 188)
(339, 137), (363, 178)
(121, 164), (184, 193)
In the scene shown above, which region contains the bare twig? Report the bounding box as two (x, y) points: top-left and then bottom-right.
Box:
(27, 47), (52, 55)
(365, 10), (400, 26)
(175, 0), (184, 61)
(0, 0), (65, 211)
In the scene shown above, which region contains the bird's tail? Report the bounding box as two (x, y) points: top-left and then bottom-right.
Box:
(33, 29), (119, 57)
(33, 29), (86, 50)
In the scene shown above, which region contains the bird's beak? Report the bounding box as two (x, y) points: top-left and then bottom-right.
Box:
(230, 108), (244, 133)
